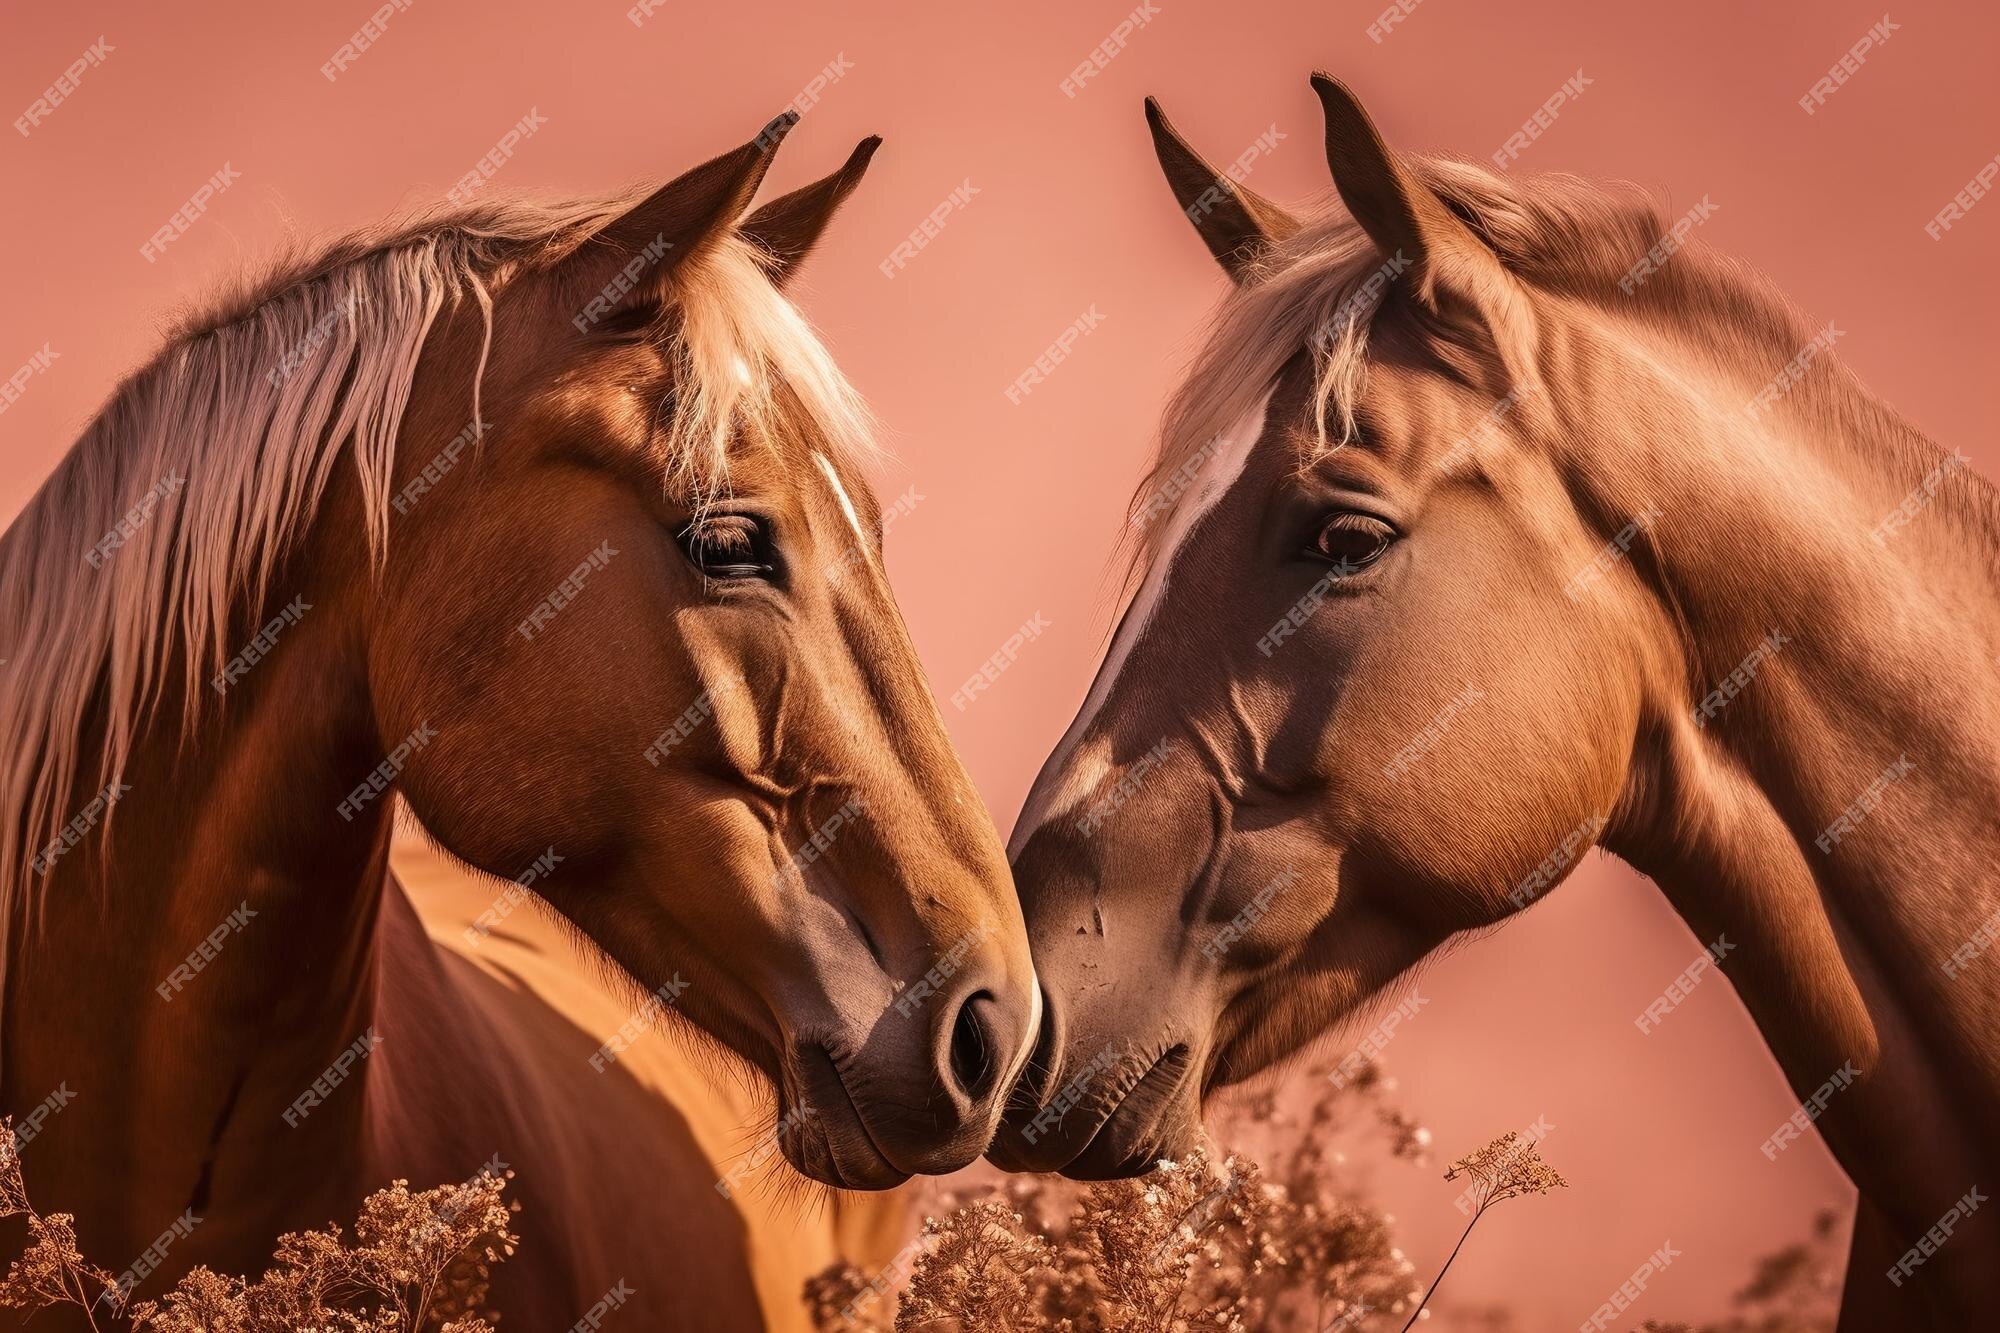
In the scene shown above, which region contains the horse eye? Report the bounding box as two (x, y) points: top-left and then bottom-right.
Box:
(678, 514), (774, 581)
(1309, 513), (1396, 571)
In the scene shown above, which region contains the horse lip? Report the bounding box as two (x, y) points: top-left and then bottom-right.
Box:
(789, 1042), (910, 1190)
(1060, 1043), (1194, 1177)
(996, 1041), (1191, 1176)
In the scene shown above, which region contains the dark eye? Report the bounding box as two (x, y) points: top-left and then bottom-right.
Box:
(677, 514), (775, 581)
(1308, 513), (1397, 571)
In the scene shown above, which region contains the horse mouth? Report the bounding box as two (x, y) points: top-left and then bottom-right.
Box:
(991, 1042), (1198, 1179)
(780, 1043), (912, 1191)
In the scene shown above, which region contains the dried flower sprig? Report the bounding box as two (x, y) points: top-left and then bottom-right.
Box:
(1399, 1133), (1567, 1331)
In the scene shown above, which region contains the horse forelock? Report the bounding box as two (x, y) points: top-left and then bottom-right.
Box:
(1121, 157), (1676, 593)
(0, 196), (878, 936)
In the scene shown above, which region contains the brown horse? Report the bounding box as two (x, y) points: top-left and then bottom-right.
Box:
(993, 76), (1999, 1330)
(0, 114), (1038, 1328)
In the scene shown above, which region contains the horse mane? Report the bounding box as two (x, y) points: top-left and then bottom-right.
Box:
(1122, 155), (1991, 580)
(0, 192), (876, 930)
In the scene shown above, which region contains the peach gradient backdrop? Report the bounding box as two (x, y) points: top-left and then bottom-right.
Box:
(4, 0), (1995, 1325)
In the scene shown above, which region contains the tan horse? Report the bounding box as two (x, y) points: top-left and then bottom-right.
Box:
(0, 115), (1038, 1329)
(993, 76), (1999, 1330)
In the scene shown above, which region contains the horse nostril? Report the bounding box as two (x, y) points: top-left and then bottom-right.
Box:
(947, 990), (999, 1101)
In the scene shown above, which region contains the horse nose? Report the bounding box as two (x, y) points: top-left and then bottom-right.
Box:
(847, 969), (1034, 1175)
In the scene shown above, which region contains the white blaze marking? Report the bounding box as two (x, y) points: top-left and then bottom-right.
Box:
(1007, 390), (1274, 856)
(812, 450), (868, 547)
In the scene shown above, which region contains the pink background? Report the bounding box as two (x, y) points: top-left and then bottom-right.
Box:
(5, 0), (1995, 1325)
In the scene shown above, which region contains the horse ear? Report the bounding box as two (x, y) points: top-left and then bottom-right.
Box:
(559, 111), (797, 313)
(740, 135), (881, 286)
(1145, 97), (1300, 283)
(1309, 73), (1496, 309)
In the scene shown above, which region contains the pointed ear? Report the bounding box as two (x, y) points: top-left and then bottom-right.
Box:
(739, 135), (881, 286)
(1309, 73), (1501, 310)
(1145, 97), (1300, 283)
(558, 112), (797, 322)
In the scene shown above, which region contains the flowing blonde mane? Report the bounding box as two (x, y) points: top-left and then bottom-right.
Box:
(0, 193), (875, 933)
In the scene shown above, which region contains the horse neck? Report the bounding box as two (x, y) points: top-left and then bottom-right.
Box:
(1, 562), (403, 1268)
(1588, 308), (2000, 1247)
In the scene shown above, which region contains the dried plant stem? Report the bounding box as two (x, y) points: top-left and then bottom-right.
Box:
(1398, 1205), (1484, 1333)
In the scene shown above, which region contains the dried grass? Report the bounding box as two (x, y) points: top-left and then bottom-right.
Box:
(0, 1118), (516, 1331)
